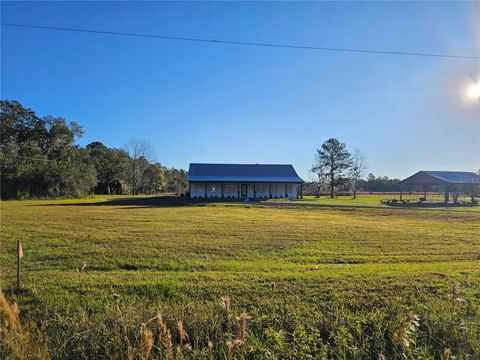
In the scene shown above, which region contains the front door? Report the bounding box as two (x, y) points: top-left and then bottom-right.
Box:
(241, 184), (248, 197)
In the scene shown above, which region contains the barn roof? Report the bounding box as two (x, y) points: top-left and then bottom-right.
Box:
(400, 171), (480, 185)
(187, 163), (304, 183)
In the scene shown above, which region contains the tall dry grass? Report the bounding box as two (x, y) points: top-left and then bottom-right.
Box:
(0, 290), (49, 360)
(1, 282), (478, 359)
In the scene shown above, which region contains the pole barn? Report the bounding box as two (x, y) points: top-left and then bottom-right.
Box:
(399, 171), (480, 203)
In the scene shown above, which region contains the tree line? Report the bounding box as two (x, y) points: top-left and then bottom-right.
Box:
(310, 138), (401, 197)
(0, 100), (188, 199)
(1, 101), (401, 200)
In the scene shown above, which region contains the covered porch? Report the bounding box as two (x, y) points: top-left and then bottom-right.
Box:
(189, 181), (303, 199)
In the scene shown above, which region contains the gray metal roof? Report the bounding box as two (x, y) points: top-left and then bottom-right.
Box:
(400, 171), (480, 185)
(188, 163), (304, 183)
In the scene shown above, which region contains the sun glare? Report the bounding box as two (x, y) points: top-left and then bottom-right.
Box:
(466, 82), (480, 100)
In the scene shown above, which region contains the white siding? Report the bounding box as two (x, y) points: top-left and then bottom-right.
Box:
(254, 183), (269, 198)
(191, 182), (206, 198)
(287, 184), (298, 198)
(247, 183), (254, 198)
(206, 183), (222, 198)
(270, 183), (286, 198)
(223, 183), (238, 198)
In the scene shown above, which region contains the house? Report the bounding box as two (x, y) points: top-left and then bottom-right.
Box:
(187, 163), (304, 199)
(399, 171), (480, 202)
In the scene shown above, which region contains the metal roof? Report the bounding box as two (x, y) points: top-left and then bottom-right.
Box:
(187, 163), (304, 183)
(400, 171), (480, 185)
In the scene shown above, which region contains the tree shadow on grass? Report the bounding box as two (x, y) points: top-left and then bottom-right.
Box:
(33, 196), (249, 208)
(32, 196), (478, 212)
(33, 196), (387, 211)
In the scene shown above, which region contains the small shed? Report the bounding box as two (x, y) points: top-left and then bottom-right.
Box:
(399, 171), (480, 203)
(187, 163), (304, 199)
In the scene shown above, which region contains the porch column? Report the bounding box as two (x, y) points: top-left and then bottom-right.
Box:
(269, 183), (272, 198)
(422, 185), (427, 200)
(444, 186), (449, 203)
(285, 183), (288, 198)
(469, 185), (475, 203)
(189, 182), (191, 197)
(400, 188), (403, 201)
(237, 183), (240, 198)
(205, 183), (207, 198)
(471, 185), (476, 203)
(253, 183), (256, 199)
(221, 182), (224, 198)
(300, 183), (303, 199)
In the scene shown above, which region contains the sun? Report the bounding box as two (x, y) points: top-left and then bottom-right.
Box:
(466, 82), (480, 100)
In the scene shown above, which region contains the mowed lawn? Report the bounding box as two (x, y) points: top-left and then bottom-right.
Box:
(1, 195), (480, 359)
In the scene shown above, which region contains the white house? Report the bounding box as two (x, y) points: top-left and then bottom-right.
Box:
(187, 163), (304, 199)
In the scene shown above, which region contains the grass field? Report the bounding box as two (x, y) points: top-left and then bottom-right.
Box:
(1, 195), (479, 359)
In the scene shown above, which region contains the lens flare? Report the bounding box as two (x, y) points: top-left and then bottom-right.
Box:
(466, 82), (480, 100)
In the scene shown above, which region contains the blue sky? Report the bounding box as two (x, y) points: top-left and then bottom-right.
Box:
(2, 1), (479, 179)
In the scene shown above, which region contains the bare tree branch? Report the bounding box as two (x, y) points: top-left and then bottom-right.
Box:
(349, 149), (368, 199)
(124, 138), (155, 195)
